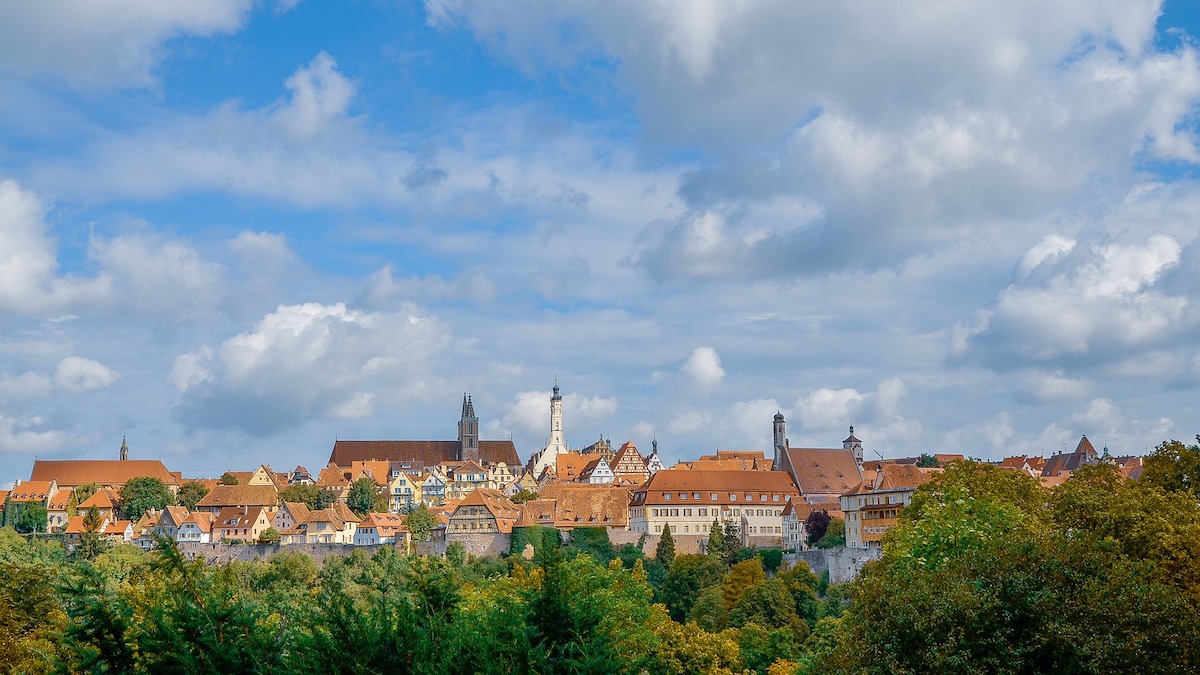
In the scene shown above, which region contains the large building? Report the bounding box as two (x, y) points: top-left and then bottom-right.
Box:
(840, 463), (935, 551)
(772, 415), (864, 505)
(629, 469), (801, 549)
(328, 394), (520, 468)
(30, 438), (182, 492)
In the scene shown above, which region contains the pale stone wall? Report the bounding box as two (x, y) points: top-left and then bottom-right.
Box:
(789, 545), (880, 584)
(177, 541), (403, 565)
(446, 532), (511, 557)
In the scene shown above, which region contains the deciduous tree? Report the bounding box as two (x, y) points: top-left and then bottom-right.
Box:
(118, 477), (171, 521)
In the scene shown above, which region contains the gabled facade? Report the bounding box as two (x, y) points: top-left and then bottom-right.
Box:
(578, 457), (615, 484)
(195, 484), (279, 515)
(611, 442), (650, 484)
(448, 488), (519, 535)
(214, 506), (273, 543)
(354, 512), (408, 547)
(388, 471), (421, 510)
(176, 512), (214, 543)
(840, 464), (935, 551)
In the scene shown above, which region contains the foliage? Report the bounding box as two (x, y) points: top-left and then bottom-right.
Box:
(758, 547), (784, 573)
(257, 527), (280, 544)
(118, 477), (171, 522)
(617, 542), (645, 569)
(660, 554), (726, 621)
(803, 509), (830, 546)
(707, 518), (726, 560)
(73, 482), (100, 505)
(1142, 436), (1200, 498)
(446, 541), (466, 567)
(723, 520), (741, 558)
(315, 487), (337, 510)
(175, 481), (210, 510)
(346, 476), (387, 517)
(279, 484), (319, 508)
(916, 453), (940, 467)
(218, 472), (240, 485)
(655, 524), (676, 564)
(510, 489), (539, 504)
(76, 506), (110, 560)
(15, 503), (48, 534)
(510, 524), (559, 556)
(722, 558), (766, 611)
(566, 526), (616, 564)
(0, 562), (64, 673)
(688, 585), (728, 632)
(814, 517), (844, 548)
(404, 503), (437, 542)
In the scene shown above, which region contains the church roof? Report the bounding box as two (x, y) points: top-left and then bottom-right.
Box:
(780, 447), (863, 496)
(30, 459), (180, 487)
(329, 440), (520, 468)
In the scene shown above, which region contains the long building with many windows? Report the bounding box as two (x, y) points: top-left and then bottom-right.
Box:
(629, 469), (801, 550)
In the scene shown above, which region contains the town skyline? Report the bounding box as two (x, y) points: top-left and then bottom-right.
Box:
(4, 2), (1200, 483)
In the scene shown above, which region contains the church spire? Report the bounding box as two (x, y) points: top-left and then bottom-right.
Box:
(119, 436), (129, 461)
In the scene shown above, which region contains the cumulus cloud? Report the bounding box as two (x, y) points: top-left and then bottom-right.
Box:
(54, 356), (121, 392)
(170, 302), (446, 436)
(681, 346), (725, 388)
(0, 413), (70, 454)
(499, 388), (617, 445)
(0, 1), (251, 88)
(794, 387), (866, 430)
(953, 233), (1193, 368)
(89, 232), (227, 319)
(0, 180), (108, 313)
(0, 372), (54, 400)
(274, 52), (357, 141)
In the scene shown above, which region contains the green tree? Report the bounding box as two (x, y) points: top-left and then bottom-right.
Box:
(655, 525), (676, 564)
(218, 472), (240, 485)
(916, 453), (940, 467)
(75, 505), (109, 560)
(511, 489), (538, 504)
(814, 518), (844, 549)
(314, 486), (336, 510)
(723, 520), (740, 559)
(346, 477), (386, 517)
(405, 503), (437, 542)
(73, 482), (100, 505)
(446, 541), (467, 567)
(257, 527), (280, 544)
(175, 481), (210, 510)
(660, 554), (726, 621)
(689, 585), (728, 632)
(707, 518), (726, 560)
(118, 477), (171, 521)
(279, 484), (320, 508)
(14, 504), (48, 534)
(1142, 436), (1200, 497)
(721, 558), (767, 611)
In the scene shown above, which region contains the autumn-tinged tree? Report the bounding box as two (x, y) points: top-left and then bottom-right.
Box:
(218, 472), (240, 485)
(511, 489), (538, 504)
(803, 510), (831, 547)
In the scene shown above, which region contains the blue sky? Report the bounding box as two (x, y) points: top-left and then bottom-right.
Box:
(2, 0), (1200, 483)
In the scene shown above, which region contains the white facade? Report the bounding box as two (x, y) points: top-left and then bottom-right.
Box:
(531, 384), (569, 477)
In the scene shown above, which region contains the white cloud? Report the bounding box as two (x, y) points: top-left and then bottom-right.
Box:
(0, 371), (54, 400)
(955, 233), (1192, 366)
(0, 180), (108, 314)
(89, 232), (227, 319)
(229, 231), (294, 263)
(681, 346), (725, 388)
(273, 52), (357, 141)
(0, 413), (71, 454)
(171, 302), (446, 435)
(54, 356), (121, 392)
(794, 387), (866, 430)
(0, 1), (251, 88)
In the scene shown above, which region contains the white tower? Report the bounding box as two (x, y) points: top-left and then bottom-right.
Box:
(531, 383), (569, 477)
(772, 412), (788, 470)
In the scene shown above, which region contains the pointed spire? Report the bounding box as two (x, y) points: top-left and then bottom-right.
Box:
(119, 435), (129, 461)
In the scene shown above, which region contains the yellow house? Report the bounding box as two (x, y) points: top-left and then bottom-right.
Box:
(388, 471), (421, 511)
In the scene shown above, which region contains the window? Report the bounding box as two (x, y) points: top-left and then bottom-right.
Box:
(671, 508), (679, 517)
(680, 493), (688, 500)
(699, 508), (708, 517)
(745, 494), (753, 501)
(760, 494), (767, 502)
(711, 493), (718, 500)
(730, 494), (737, 501)
(663, 493), (671, 500)
(732, 509), (740, 516)
(773, 495), (780, 501)
(684, 526), (689, 533)
(683, 509), (692, 516)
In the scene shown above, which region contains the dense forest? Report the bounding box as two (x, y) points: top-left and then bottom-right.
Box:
(2, 438), (1199, 674)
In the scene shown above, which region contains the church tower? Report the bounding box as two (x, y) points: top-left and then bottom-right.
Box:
(843, 425), (863, 466)
(119, 436), (129, 461)
(458, 394), (479, 463)
(772, 412), (788, 471)
(531, 383), (569, 477)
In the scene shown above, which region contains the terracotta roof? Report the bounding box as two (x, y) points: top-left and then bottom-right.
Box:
(279, 501), (311, 524)
(1042, 436), (1100, 477)
(631, 469), (801, 507)
(79, 489), (120, 510)
(350, 460), (390, 485)
(30, 459), (179, 487)
(697, 450), (767, 462)
(453, 488), (519, 532)
(181, 511), (213, 532)
(316, 463), (349, 487)
(195, 484), (278, 509)
(47, 488), (74, 510)
(359, 512), (407, 535)
(934, 454), (965, 464)
(844, 464), (934, 496)
(215, 506), (269, 529)
(158, 506), (190, 529)
(780, 448), (863, 496)
(554, 453), (591, 481)
(7, 481), (56, 503)
(675, 458), (768, 471)
(535, 482), (630, 527)
(329, 440), (520, 468)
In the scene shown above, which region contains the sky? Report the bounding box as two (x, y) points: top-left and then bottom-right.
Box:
(2, 1), (1200, 484)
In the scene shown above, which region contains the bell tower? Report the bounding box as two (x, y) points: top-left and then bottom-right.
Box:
(772, 412), (788, 470)
(458, 394), (479, 463)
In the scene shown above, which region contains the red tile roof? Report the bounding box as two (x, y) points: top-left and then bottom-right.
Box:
(31, 459), (179, 487)
(329, 440), (520, 468)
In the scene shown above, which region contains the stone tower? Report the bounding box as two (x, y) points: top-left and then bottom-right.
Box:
(119, 436), (129, 461)
(458, 394), (479, 463)
(772, 412), (788, 470)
